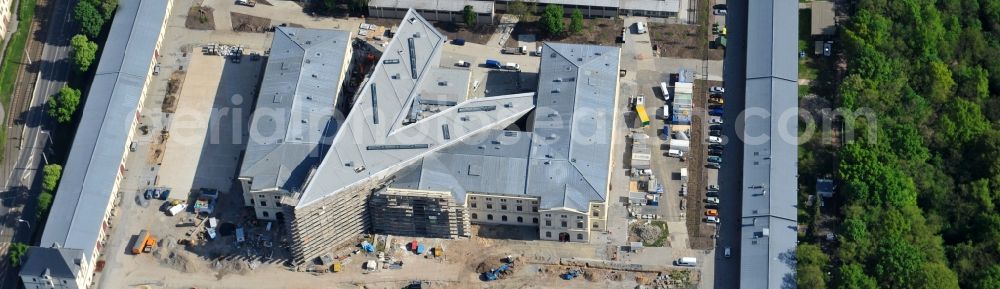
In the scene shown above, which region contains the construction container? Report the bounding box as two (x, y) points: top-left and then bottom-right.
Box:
(433, 246), (443, 257)
(332, 263), (342, 272)
(131, 230), (156, 254)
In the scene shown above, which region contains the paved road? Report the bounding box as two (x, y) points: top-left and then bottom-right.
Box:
(713, 0), (746, 288)
(0, 0), (76, 286)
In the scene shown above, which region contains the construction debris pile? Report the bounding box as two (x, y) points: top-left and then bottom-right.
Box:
(632, 223), (663, 245)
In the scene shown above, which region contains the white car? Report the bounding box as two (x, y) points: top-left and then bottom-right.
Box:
(724, 247), (732, 258)
(708, 136), (722, 144)
(709, 86), (725, 93)
(709, 118), (724, 124)
(705, 216), (720, 223)
(706, 197), (720, 204)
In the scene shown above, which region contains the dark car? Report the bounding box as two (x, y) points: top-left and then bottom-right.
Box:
(709, 143), (724, 150)
(705, 204), (719, 209)
(709, 104), (724, 110)
(709, 148), (724, 156)
(713, 4), (727, 10)
(709, 130), (722, 137)
(707, 162), (721, 169)
(709, 108), (724, 116)
(452, 38), (466, 45)
(707, 191), (719, 197)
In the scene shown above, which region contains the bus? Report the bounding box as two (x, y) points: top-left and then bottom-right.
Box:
(636, 105), (650, 127)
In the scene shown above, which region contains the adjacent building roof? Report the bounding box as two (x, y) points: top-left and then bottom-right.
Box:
(620, 0), (682, 13)
(369, 0), (494, 13)
(19, 247), (84, 279)
(738, 0), (798, 288)
(40, 0), (169, 261)
(295, 10), (535, 208)
(810, 1), (836, 36)
(239, 27), (351, 193)
(389, 42), (621, 213)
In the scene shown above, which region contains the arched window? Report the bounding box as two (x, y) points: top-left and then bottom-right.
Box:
(471, 213), (478, 219)
(517, 216), (523, 223)
(487, 214), (494, 220)
(533, 218), (539, 224)
(577, 234), (583, 240)
(501, 215), (508, 222)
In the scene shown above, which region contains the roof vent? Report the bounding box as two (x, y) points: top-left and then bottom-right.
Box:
(408, 18), (416, 23)
(345, 161), (353, 167)
(414, 32), (421, 38)
(312, 74), (317, 78)
(439, 81), (448, 86)
(301, 119), (308, 123)
(578, 58), (583, 61)
(551, 89), (560, 93)
(305, 59), (311, 64)
(305, 41), (312, 44)
(554, 78), (562, 82)
(504, 102), (512, 108)
(354, 166), (366, 173)
(392, 73), (400, 79)
(545, 154), (553, 158)
(762, 228), (770, 237)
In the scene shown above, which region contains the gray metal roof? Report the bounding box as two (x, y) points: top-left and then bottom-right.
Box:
(369, 0), (495, 13)
(620, 0), (681, 13)
(388, 43), (621, 213)
(239, 27), (351, 193)
(745, 0), (798, 82)
(738, 1), (798, 288)
(40, 0), (169, 262)
(526, 42), (619, 212)
(296, 10), (535, 207)
(19, 246), (84, 279)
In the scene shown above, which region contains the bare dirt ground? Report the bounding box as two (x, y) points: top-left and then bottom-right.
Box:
(161, 70), (185, 113)
(649, 23), (724, 60)
(231, 12), (272, 33)
(185, 5), (215, 30)
(509, 18), (623, 46)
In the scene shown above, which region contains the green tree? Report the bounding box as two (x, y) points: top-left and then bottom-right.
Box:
(462, 5), (476, 27)
(8, 243), (28, 267)
(42, 164), (63, 193)
(70, 34), (98, 72)
(508, 0), (530, 19)
(836, 263), (878, 289)
(976, 265), (1000, 289)
(37, 192), (53, 219)
(539, 4), (564, 36)
(48, 86), (82, 123)
(73, 2), (105, 38)
(84, 0), (118, 20)
(569, 8), (583, 34)
(798, 244), (830, 289)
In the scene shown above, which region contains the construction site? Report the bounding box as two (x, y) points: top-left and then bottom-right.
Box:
(19, 0), (723, 288)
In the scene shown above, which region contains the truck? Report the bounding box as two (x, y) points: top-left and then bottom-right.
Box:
(502, 62), (520, 70)
(675, 257), (698, 266)
(166, 203), (186, 216)
(636, 22), (647, 34)
(502, 46), (528, 55)
(455, 60), (471, 67)
(131, 230), (156, 254)
(485, 59), (502, 69)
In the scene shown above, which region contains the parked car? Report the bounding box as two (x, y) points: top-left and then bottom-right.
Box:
(705, 209), (719, 216)
(709, 104), (724, 110)
(705, 203), (719, 210)
(710, 118), (724, 124)
(709, 108), (724, 116)
(709, 130), (722, 137)
(705, 216), (720, 223)
(707, 197), (720, 204)
(708, 156), (722, 164)
(709, 124), (722, 131)
(706, 190), (719, 197)
(708, 136), (722, 143)
(707, 162), (721, 169)
(709, 143), (724, 150)
(709, 86), (725, 93)
(452, 38), (466, 45)
(713, 9), (727, 15)
(708, 148), (724, 156)
(823, 41), (833, 56)
(724, 247), (732, 258)
(709, 97), (724, 104)
(708, 185), (719, 191)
